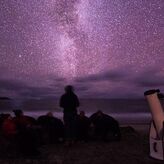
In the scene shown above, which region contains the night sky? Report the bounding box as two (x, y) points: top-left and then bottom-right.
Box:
(0, 0), (163, 100)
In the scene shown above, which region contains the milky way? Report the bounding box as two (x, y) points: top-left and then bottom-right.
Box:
(0, 0), (163, 99)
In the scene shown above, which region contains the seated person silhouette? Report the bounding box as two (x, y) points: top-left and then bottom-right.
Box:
(89, 110), (121, 141)
(37, 112), (64, 143)
(13, 109), (36, 129)
(1, 114), (18, 156)
(13, 109), (39, 156)
(2, 114), (17, 139)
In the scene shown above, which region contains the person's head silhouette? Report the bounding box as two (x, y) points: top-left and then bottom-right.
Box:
(65, 85), (74, 93)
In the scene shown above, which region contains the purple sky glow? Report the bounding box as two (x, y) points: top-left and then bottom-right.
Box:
(0, 0), (163, 100)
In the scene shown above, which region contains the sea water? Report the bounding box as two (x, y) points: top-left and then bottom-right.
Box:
(1, 98), (162, 124)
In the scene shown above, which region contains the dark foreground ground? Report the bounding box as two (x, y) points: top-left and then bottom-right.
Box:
(0, 127), (163, 164)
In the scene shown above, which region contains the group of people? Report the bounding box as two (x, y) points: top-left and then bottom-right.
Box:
(0, 85), (121, 157)
(59, 85), (121, 145)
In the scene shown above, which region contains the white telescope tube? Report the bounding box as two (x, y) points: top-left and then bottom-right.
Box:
(144, 90), (164, 139)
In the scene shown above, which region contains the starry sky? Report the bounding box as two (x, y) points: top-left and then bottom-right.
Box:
(0, 0), (163, 101)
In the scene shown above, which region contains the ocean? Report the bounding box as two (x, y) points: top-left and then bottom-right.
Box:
(0, 98), (164, 124)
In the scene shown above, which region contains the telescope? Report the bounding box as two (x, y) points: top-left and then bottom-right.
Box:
(144, 89), (164, 160)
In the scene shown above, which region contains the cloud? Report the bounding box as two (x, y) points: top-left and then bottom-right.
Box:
(0, 79), (27, 91)
(133, 68), (164, 88)
(0, 78), (63, 99)
(74, 65), (164, 98)
(75, 69), (127, 83)
(0, 65), (163, 100)
(19, 87), (54, 97)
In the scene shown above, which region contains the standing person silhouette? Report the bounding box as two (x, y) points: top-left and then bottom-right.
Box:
(59, 85), (79, 145)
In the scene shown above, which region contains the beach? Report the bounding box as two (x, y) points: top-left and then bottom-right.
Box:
(0, 125), (163, 164)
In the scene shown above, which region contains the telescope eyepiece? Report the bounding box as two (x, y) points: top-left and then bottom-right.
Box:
(144, 89), (160, 96)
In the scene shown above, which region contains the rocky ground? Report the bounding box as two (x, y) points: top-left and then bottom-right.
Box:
(0, 127), (163, 164)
